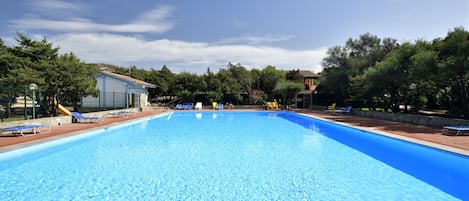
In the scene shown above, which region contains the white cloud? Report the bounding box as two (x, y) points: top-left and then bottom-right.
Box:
(216, 34), (295, 45)
(50, 33), (326, 74)
(32, 0), (82, 11)
(27, 0), (85, 18)
(9, 5), (175, 34)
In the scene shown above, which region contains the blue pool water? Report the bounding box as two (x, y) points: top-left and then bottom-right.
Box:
(0, 111), (468, 200)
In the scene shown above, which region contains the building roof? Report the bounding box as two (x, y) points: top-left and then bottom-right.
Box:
(299, 70), (320, 78)
(98, 71), (156, 88)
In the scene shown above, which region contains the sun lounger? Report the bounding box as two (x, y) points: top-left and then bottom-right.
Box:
(108, 110), (134, 118)
(218, 103), (224, 110)
(71, 112), (103, 123)
(442, 126), (469, 136)
(0, 121), (51, 136)
(195, 102), (202, 110)
(212, 102), (218, 110)
(182, 103), (193, 110)
(0, 125), (40, 136)
(328, 106), (352, 115)
(186, 103), (194, 110)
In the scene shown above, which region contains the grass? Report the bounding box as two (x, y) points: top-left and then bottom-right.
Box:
(1, 115), (37, 123)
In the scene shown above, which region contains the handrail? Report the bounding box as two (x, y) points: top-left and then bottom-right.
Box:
(165, 97), (182, 106)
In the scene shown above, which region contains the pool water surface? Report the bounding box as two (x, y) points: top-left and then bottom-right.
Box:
(0, 111), (467, 200)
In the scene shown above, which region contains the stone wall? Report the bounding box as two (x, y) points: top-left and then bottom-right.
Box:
(0, 116), (72, 128)
(352, 110), (469, 128)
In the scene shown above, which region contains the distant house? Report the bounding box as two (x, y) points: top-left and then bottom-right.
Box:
(299, 70), (320, 91)
(81, 71), (156, 109)
(297, 70), (320, 109)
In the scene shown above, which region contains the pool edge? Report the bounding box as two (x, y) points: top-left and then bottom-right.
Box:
(297, 112), (469, 157)
(0, 112), (173, 154)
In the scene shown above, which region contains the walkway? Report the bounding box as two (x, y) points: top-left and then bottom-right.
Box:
(1, 109), (468, 155)
(297, 109), (469, 155)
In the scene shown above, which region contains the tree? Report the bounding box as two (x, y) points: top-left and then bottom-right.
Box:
(286, 69), (304, 83)
(273, 81), (304, 110)
(173, 72), (206, 98)
(434, 27), (469, 117)
(3, 34), (58, 116)
(358, 42), (417, 112)
(216, 68), (242, 103)
(157, 65), (176, 95)
(203, 67), (221, 93)
(227, 63), (252, 103)
(318, 46), (351, 105)
(52, 53), (98, 112)
(409, 40), (439, 109)
(0, 39), (24, 117)
(259, 65), (285, 100)
(319, 33), (398, 107)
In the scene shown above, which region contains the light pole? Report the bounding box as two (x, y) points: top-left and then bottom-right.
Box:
(29, 83), (38, 119)
(409, 83), (416, 113)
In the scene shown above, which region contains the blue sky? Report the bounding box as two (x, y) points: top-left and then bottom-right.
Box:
(1, 0), (467, 74)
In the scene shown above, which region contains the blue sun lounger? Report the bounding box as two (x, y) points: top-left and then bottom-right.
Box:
(333, 106), (352, 114)
(0, 123), (50, 136)
(442, 126), (469, 136)
(72, 112), (103, 123)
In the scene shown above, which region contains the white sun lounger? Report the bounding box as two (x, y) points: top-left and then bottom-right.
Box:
(0, 121), (51, 136)
(442, 126), (469, 136)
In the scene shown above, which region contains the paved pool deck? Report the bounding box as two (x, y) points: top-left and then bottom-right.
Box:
(1, 108), (468, 156)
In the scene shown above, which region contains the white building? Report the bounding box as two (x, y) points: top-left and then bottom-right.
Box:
(81, 71), (156, 109)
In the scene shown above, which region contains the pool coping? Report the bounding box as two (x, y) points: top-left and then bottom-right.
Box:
(297, 112), (469, 157)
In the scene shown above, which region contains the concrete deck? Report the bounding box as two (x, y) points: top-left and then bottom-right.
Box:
(1, 109), (468, 156)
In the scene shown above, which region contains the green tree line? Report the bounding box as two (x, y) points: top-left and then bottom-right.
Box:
(0, 33), (305, 118)
(318, 27), (469, 118)
(2, 27), (467, 118)
(111, 63), (304, 108)
(0, 33), (98, 118)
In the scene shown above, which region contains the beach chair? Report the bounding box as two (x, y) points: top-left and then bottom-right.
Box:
(272, 101), (279, 110)
(181, 103), (188, 110)
(108, 110), (134, 118)
(71, 112), (103, 123)
(186, 103), (194, 110)
(442, 126), (469, 136)
(212, 102), (218, 110)
(332, 106), (352, 115)
(0, 120), (51, 136)
(266, 101), (279, 110)
(195, 102), (202, 110)
(0, 125), (40, 136)
(218, 103), (224, 110)
(175, 104), (183, 110)
(324, 103), (337, 112)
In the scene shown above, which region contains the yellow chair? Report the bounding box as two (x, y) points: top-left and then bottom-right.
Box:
(266, 101), (279, 110)
(327, 103), (336, 110)
(272, 101), (279, 110)
(266, 102), (272, 110)
(212, 102), (218, 110)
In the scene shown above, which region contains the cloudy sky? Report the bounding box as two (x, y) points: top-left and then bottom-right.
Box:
(0, 0), (467, 74)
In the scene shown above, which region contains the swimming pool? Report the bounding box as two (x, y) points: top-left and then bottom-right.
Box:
(0, 111), (468, 200)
